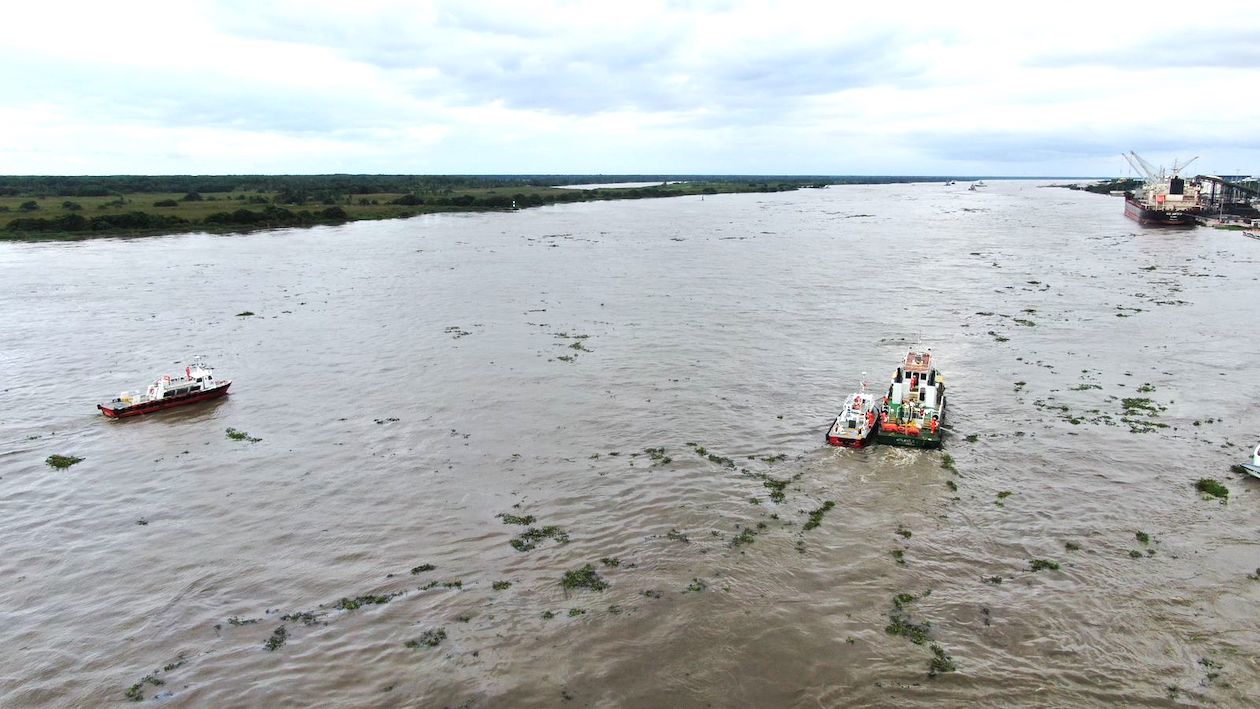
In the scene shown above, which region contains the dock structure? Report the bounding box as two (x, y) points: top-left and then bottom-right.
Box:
(1195, 174), (1260, 225)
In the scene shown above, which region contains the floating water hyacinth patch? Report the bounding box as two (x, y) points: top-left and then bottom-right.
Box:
(46, 454), (83, 469)
(560, 564), (608, 592)
(803, 501), (835, 531)
(1195, 478), (1228, 500)
(405, 628), (446, 648)
(263, 625), (287, 651)
(509, 525), (570, 551)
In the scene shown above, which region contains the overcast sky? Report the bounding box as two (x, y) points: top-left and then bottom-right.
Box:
(2, 0), (1258, 176)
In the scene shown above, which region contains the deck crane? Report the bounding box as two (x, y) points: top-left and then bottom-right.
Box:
(1122, 151), (1199, 183)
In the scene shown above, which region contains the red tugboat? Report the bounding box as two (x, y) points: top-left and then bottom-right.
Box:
(826, 376), (881, 448)
(98, 360), (231, 418)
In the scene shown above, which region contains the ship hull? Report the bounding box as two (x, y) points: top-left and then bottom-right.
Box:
(874, 430), (943, 448)
(1124, 197), (1197, 227)
(827, 427), (876, 448)
(99, 383), (230, 418)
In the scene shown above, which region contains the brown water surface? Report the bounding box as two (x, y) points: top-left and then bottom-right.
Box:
(2, 182), (1258, 707)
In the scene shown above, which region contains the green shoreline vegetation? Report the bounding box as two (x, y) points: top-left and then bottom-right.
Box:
(0, 174), (865, 240)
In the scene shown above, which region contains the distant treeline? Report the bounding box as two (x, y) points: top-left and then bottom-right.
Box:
(5, 206), (352, 234)
(1063, 178), (1143, 195)
(0, 174), (964, 198)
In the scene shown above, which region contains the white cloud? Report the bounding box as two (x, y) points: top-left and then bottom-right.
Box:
(2, 0), (1258, 174)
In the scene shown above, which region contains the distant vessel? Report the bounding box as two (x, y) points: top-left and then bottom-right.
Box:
(98, 360), (230, 418)
(876, 350), (945, 448)
(826, 376), (880, 448)
(1121, 151), (1202, 227)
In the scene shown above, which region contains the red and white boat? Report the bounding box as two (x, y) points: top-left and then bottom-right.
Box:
(826, 377), (880, 448)
(98, 360), (231, 418)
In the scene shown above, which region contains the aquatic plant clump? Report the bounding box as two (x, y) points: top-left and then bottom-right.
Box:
(225, 427), (262, 443)
(124, 674), (164, 702)
(802, 501), (836, 531)
(46, 454), (83, 469)
(1029, 559), (1060, 572)
(560, 564), (609, 592)
(405, 628), (447, 648)
(1194, 478), (1228, 500)
(497, 513), (536, 526)
(928, 644), (957, 678)
(762, 477), (789, 503)
(410, 563), (436, 575)
(334, 593), (399, 610)
(264, 625), (287, 651)
(510, 525), (571, 551)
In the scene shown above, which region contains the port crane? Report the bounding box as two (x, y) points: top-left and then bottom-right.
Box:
(1122, 151), (1198, 183)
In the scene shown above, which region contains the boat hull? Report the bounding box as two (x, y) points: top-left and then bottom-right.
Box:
(99, 383), (230, 418)
(1124, 197), (1197, 227)
(874, 430), (943, 448)
(827, 427), (875, 448)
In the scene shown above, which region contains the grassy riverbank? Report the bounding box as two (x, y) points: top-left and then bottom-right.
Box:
(0, 175), (829, 240)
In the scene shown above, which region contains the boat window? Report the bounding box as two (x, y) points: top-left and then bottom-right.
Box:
(847, 420), (857, 429)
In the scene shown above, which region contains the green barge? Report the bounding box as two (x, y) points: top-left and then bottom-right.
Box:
(875, 350), (946, 448)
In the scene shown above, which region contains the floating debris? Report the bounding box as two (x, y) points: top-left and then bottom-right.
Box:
(666, 528), (690, 544)
(492, 580), (512, 591)
(1194, 478), (1228, 501)
(235, 311), (254, 317)
(410, 564), (436, 575)
(560, 564), (608, 592)
(928, 644), (957, 678)
(263, 625), (287, 651)
(405, 628), (447, 648)
(802, 501), (836, 531)
(335, 593), (400, 610)
(685, 578), (707, 593)
(885, 592), (932, 645)
(509, 525), (570, 552)
(124, 674), (164, 702)
(643, 447), (671, 466)
(600, 557), (621, 568)
(45, 454), (83, 469)
(280, 611), (321, 626)
(225, 427), (262, 443)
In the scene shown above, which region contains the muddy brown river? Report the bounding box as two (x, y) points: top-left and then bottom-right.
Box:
(2, 181), (1258, 707)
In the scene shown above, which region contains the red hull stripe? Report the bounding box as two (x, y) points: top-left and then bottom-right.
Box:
(99, 384), (230, 418)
